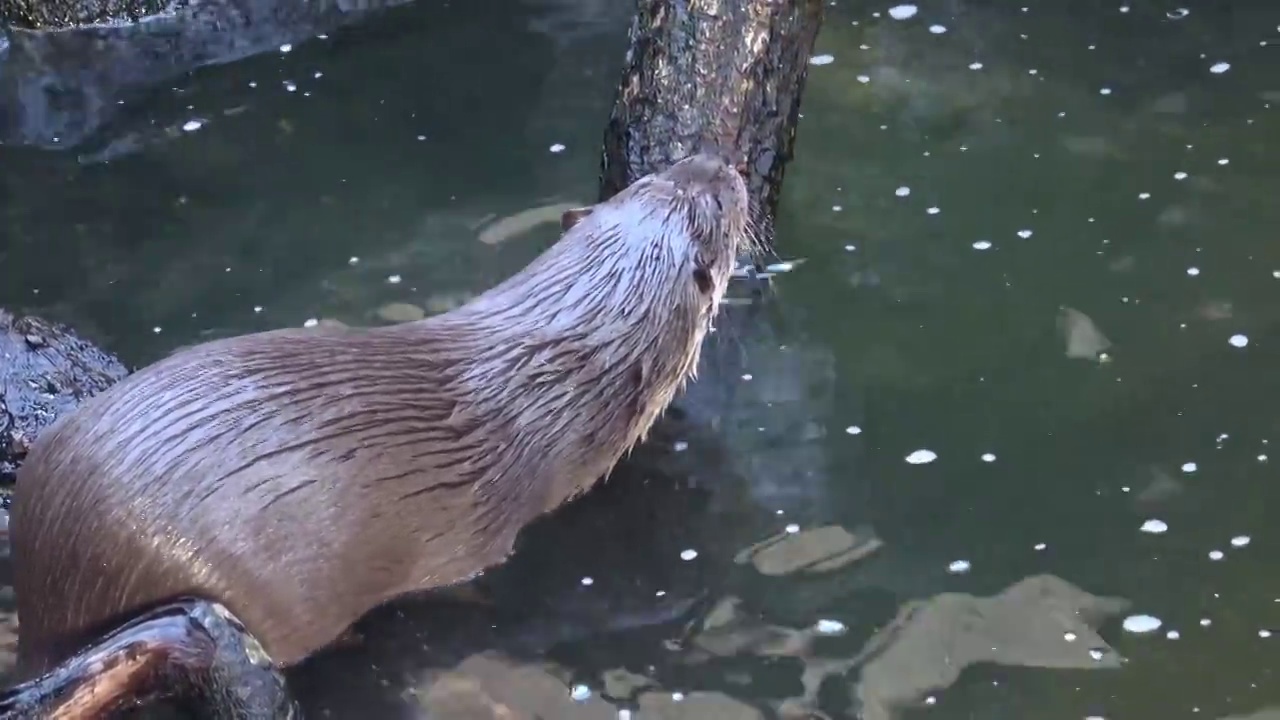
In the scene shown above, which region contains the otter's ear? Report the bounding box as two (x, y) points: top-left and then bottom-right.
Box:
(561, 206), (595, 232)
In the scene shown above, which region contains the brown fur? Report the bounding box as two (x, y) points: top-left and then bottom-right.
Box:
(10, 154), (752, 676)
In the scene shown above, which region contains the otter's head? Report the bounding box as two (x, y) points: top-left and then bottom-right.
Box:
(562, 153), (754, 313)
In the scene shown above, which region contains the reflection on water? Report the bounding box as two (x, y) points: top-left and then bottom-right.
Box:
(3, 0), (1280, 717)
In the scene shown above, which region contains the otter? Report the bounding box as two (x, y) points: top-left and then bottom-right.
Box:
(0, 151), (752, 712)
(1, 153), (754, 717)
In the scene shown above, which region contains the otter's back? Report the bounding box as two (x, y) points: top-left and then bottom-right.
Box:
(11, 329), (505, 675)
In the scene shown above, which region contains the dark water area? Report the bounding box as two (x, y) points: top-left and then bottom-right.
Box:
(3, 0), (1280, 718)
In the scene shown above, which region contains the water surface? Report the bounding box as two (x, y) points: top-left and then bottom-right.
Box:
(2, 1), (1279, 718)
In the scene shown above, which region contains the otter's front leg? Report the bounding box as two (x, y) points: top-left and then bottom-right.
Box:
(0, 599), (298, 719)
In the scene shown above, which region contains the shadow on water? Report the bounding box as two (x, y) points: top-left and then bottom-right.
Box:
(4, 0), (1280, 717)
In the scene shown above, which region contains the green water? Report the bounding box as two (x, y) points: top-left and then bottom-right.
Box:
(2, 0), (1279, 718)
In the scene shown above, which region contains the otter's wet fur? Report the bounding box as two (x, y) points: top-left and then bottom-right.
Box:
(11, 154), (754, 676)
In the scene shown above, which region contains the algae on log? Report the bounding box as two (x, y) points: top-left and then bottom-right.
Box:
(600, 0), (824, 227)
(0, 311), (128, 487)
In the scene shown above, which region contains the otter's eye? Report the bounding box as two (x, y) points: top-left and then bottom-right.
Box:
(692, 266), (713, 294)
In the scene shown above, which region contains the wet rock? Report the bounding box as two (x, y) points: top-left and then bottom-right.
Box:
(852, 574), (1129, 720)
(0, 310), (129, 484)
(735, 525), (882, 576)
(374, 302), (427, 324)
(601, 667), (656, 699)
(415, 652), (617, 719)
(476, 201), (584, 245)
(1221, 709), (1280, 720)
(636, 690), (764, 719)
(1058, 306), (1112, 362)
(686, 596), (814, 660)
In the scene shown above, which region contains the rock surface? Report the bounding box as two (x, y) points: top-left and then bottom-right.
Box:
(0, 310), (129, 486)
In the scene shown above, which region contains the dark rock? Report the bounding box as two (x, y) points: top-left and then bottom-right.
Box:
(0, 310), (129, 486)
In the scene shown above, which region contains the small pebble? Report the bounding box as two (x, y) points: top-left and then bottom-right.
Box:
(1139, 519), (1168, 534)
(906, 449), (938, 464)
(1122, 614), (1162, 633)
(888, 4), (918, 19)
(814, 619), (848, 635)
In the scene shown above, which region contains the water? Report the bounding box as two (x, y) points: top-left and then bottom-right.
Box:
(3, 0), (1280, 718)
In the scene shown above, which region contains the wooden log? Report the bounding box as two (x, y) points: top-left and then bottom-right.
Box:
(600, 0), (824, 229)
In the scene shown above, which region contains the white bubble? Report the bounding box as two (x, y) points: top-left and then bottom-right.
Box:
(1229, 334), (1249, 348)
(1138, 192), (1151, 200)
(348, 256), (360, 265)
(386, 274), (403, 284)
(857, 75), (871, 84)
(680, 549), (698, 561)
(570, 685), (592, 701)
(302, 318), (318, 328)
(1122, 614), (1163, 633)
(1200, 618), (1212, 627)
(1017, 229), (1033, 239)
(671, 692), (685, 702)
(926, 207), (940, 215)
(1218, 157), (1230, 165)
(1261, 629), (1273, 638)
(1034, 542), (1047, 550)
(284, 81), (297, 92)
(1209, 62), (1231, 74)
(1063, 632), (1077, 641)
(279, 43), (293, 53)
(1174, 171), (1188, 180)
(1230, 535), (1251, 547)
(969, 62), (984, 70)
(785, 523), (800, 534)
(549, 143), (566, 153)
(181, 119), (204, 132)
(1167, 8), (1189, 18)
(981, 452), (997, 462)
(895, 186), (911, 197)
(1167, 629), (1181, 639)
(906, 449), (938, 464)
(947, 559), (971, 574)
(1100, 87), (1113, 95)
(888, 4), (918, 19)
(972, 240), (993, 250)
(1181, 462), (1198, 473)
(809, 54), (835, 65)
(1209, 549), (1225, 561)
(152, 326), (163, 334)
(845, 425), (863, 435)
(929, 24), (947, 34)
(814, 619), (847, 635)
(673, 440), (689, 452)
(580, 576), (594, 586)
(1187, 267), (1200, 276)
(1139, 519), (1169, 534)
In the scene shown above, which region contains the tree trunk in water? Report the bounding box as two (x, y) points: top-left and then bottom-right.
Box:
(600, 0), (823, 228)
